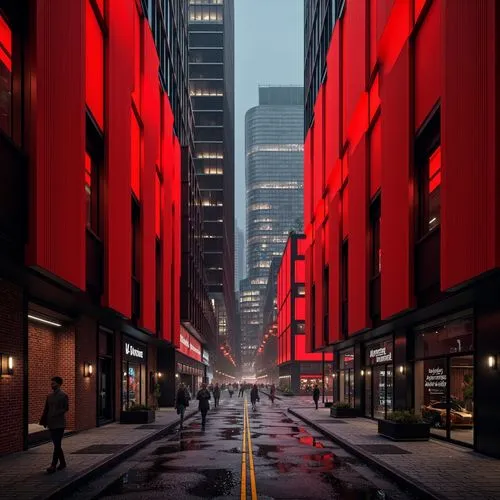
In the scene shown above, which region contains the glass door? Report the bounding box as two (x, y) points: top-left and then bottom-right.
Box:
(98, 357), (113, 422)
(372, 364), (393, 419)
(449, 355), (474, 445)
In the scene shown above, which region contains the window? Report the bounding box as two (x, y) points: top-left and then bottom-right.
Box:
(131, 109), (142, 200)
(85, 153), (100, 233)
(341, 240), (348, 338)
(132, 200), (141, 279)
(0, 12), (12, 138)
(417, 108), (441, 238)
(370, 197), (381, 277)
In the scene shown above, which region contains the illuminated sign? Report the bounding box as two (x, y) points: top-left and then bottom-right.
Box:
(179, 327), (202, 362)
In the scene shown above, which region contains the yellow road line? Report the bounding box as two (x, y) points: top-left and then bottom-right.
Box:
(241, 398), (247, 500)
(246, 399), (258, 500)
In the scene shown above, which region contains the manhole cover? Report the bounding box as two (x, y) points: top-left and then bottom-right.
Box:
(73, 444), (128, 454)
(358, 444), (411, 455)
(135, 424), (167, 429)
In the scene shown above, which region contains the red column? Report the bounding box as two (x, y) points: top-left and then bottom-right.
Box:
(140, 29), (160, 332)
(103, 0), (134, 316)
(328, 193), (342, 344)
(314, 226), (324, 350)
(380, 42), (414, 319)
(29, 0), (86, 289)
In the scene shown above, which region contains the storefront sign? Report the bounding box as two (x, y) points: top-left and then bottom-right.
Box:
(369, 347), (392, 364)
(424, 365), (447, 398)
(203, 350), (209, 364)
(123, 338), (146, 361)
(179, 327), (202, 362)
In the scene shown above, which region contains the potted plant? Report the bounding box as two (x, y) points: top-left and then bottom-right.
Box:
(330, 401), (358, 418)
(152, 383), (162, 410)
(378, 410), (430, 441)
(120, 403), (156, 424)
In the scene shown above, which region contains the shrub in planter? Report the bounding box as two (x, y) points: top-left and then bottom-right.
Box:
(330, 401), (358, 418)
(120, 404), (156, 424)
(378, 410), (430, 441)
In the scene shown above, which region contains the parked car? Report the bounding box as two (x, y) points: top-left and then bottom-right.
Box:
(421, 400), (473, 428)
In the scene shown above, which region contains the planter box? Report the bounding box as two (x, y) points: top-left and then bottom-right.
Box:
(120, 410), (155, 424)
(330, 407), (358, 418)
(378, 420), (430, 441)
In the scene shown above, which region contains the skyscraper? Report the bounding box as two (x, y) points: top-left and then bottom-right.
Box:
(188, 0), (236, 378)
(235, 220), (245, 291)
(240, 86), (304, 374)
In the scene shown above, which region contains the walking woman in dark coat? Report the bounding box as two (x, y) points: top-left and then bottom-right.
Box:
(313, 384), (320, 409)
(175, 383), (190, 430)
(250, 384), (260, 411)
(196, 383), (211, 430)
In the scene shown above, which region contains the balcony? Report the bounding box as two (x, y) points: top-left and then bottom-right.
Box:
(0, 133), (27, 259)
(85, 229), (103, 301)
(132, 276), (141, 322)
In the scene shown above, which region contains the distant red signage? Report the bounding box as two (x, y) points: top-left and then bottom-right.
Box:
(178, 326), (202, 362)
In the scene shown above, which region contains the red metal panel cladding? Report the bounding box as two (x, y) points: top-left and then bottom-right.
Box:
(139, 27), (160, 333)
(314, 85), (325, 202)
(441, 0), (499, 290)
(172, 137), (182, 348)
(314, 226), (324, 350)
(304, 130), (312, 226)
(348, 136), (370, 334)
(325, 25), (341, 183)
(305, 244), (314, 353)
(29, 0), (86, 289)
(380, 42), (414, 319)
(102, 0), (134, 317)
(414, 0), (441, 129)
(343, 0), (367, 147)
(161, 95), (174, 343)
(328, 193), (342, 344)
(369, 116), (382, 198)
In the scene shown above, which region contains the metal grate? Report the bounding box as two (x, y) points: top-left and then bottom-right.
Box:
(358, 444), (411, 455)
(72, 444), (128, 454)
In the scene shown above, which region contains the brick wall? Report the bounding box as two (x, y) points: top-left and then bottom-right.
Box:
(28, 322), (76, 431)
(0, 280), (24, 455)
(75, 317), (97, 430)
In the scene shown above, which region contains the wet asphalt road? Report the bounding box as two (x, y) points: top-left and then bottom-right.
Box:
(74, 393), (415, 500)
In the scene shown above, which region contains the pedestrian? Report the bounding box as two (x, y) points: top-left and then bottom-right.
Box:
(196, 383), (211, 430)
(213, 382), (221, 408)
(250, 384), (260, 411)
(313, 384), (320, 410)
(175, 383), (190, 430)
(270, 383), (276, 405)
(238, 383), (245, 397)
(228, 385), (234, 398)
(40, 376), (69, 474)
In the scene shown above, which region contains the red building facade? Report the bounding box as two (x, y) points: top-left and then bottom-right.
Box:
(0, 0), (184, 455)
(304, 0), (500, 457)
(278, 233), (333, 395)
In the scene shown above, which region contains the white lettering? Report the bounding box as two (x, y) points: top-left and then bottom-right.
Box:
(125, 342), (144, 359)
(180, 334), (190, 349)
(369, 347), (392, 364)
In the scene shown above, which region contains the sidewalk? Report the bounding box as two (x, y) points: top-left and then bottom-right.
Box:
(0, 407), (196, 500)
(289, 406), (500, 500)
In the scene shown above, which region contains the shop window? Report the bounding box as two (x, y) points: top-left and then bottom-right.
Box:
(85, 0), (104, 130)
(416, 108), (441, 238)
(339, 349), (354, 407)
(341, 240), (348, 338)
(0, 12), (12, 138)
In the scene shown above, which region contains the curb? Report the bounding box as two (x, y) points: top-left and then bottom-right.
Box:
(288, 408), (444, 500)
(42, 409), (198, 500)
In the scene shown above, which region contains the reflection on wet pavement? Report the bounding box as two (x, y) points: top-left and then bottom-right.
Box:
(97, 395), (415, 499)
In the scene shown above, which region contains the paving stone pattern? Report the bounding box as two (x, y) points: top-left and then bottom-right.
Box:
(291, 407), (500, 500)
(0, 407), (194, 500)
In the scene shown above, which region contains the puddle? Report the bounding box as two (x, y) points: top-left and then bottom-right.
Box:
(218, 428), (241, 439)
(153, 439), (212, 454)
(187, 469), (236, 497)
(297, 435), (324, 448)
(256, 444), (284, 458)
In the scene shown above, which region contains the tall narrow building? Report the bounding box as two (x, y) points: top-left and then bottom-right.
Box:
(235, 220), (245, 291)
(240, 86), (304, 376)
(188, 0), (236, 380)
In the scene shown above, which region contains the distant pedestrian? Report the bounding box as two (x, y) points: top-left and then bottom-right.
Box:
(313, 384), (320, 410)
(197, 383), (211, 430)
(228, 385), (234, 398)
(238, 384), (245, 397)
(40, 376), (69, 474)
(270, 383), (276, 404)
(175, 383), (190, 430)
(250, 384), (260, 411)
(213, 383), (221, 408)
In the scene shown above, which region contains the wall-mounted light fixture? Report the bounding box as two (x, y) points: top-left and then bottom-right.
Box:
(156, 372), (163, 379)
(488, 355), (497, 370)
(27, 314), (62, 327)
(360, 369), (365, 377)
(84, 362), (93, 377)
(175, 373), (180, 378)
(398, 365), (405, 375)
(0, 354), (14, 376)
(366, 369), (372, 376)
(332, 373), (336, 379)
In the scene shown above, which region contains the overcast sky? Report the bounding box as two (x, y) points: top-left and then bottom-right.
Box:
(234, 0), (304, 233)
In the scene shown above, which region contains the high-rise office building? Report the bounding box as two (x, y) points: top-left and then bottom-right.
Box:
(188, 0), (236, 378)
(240, 86), (304, 374)
(235, 220), (245, 291)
